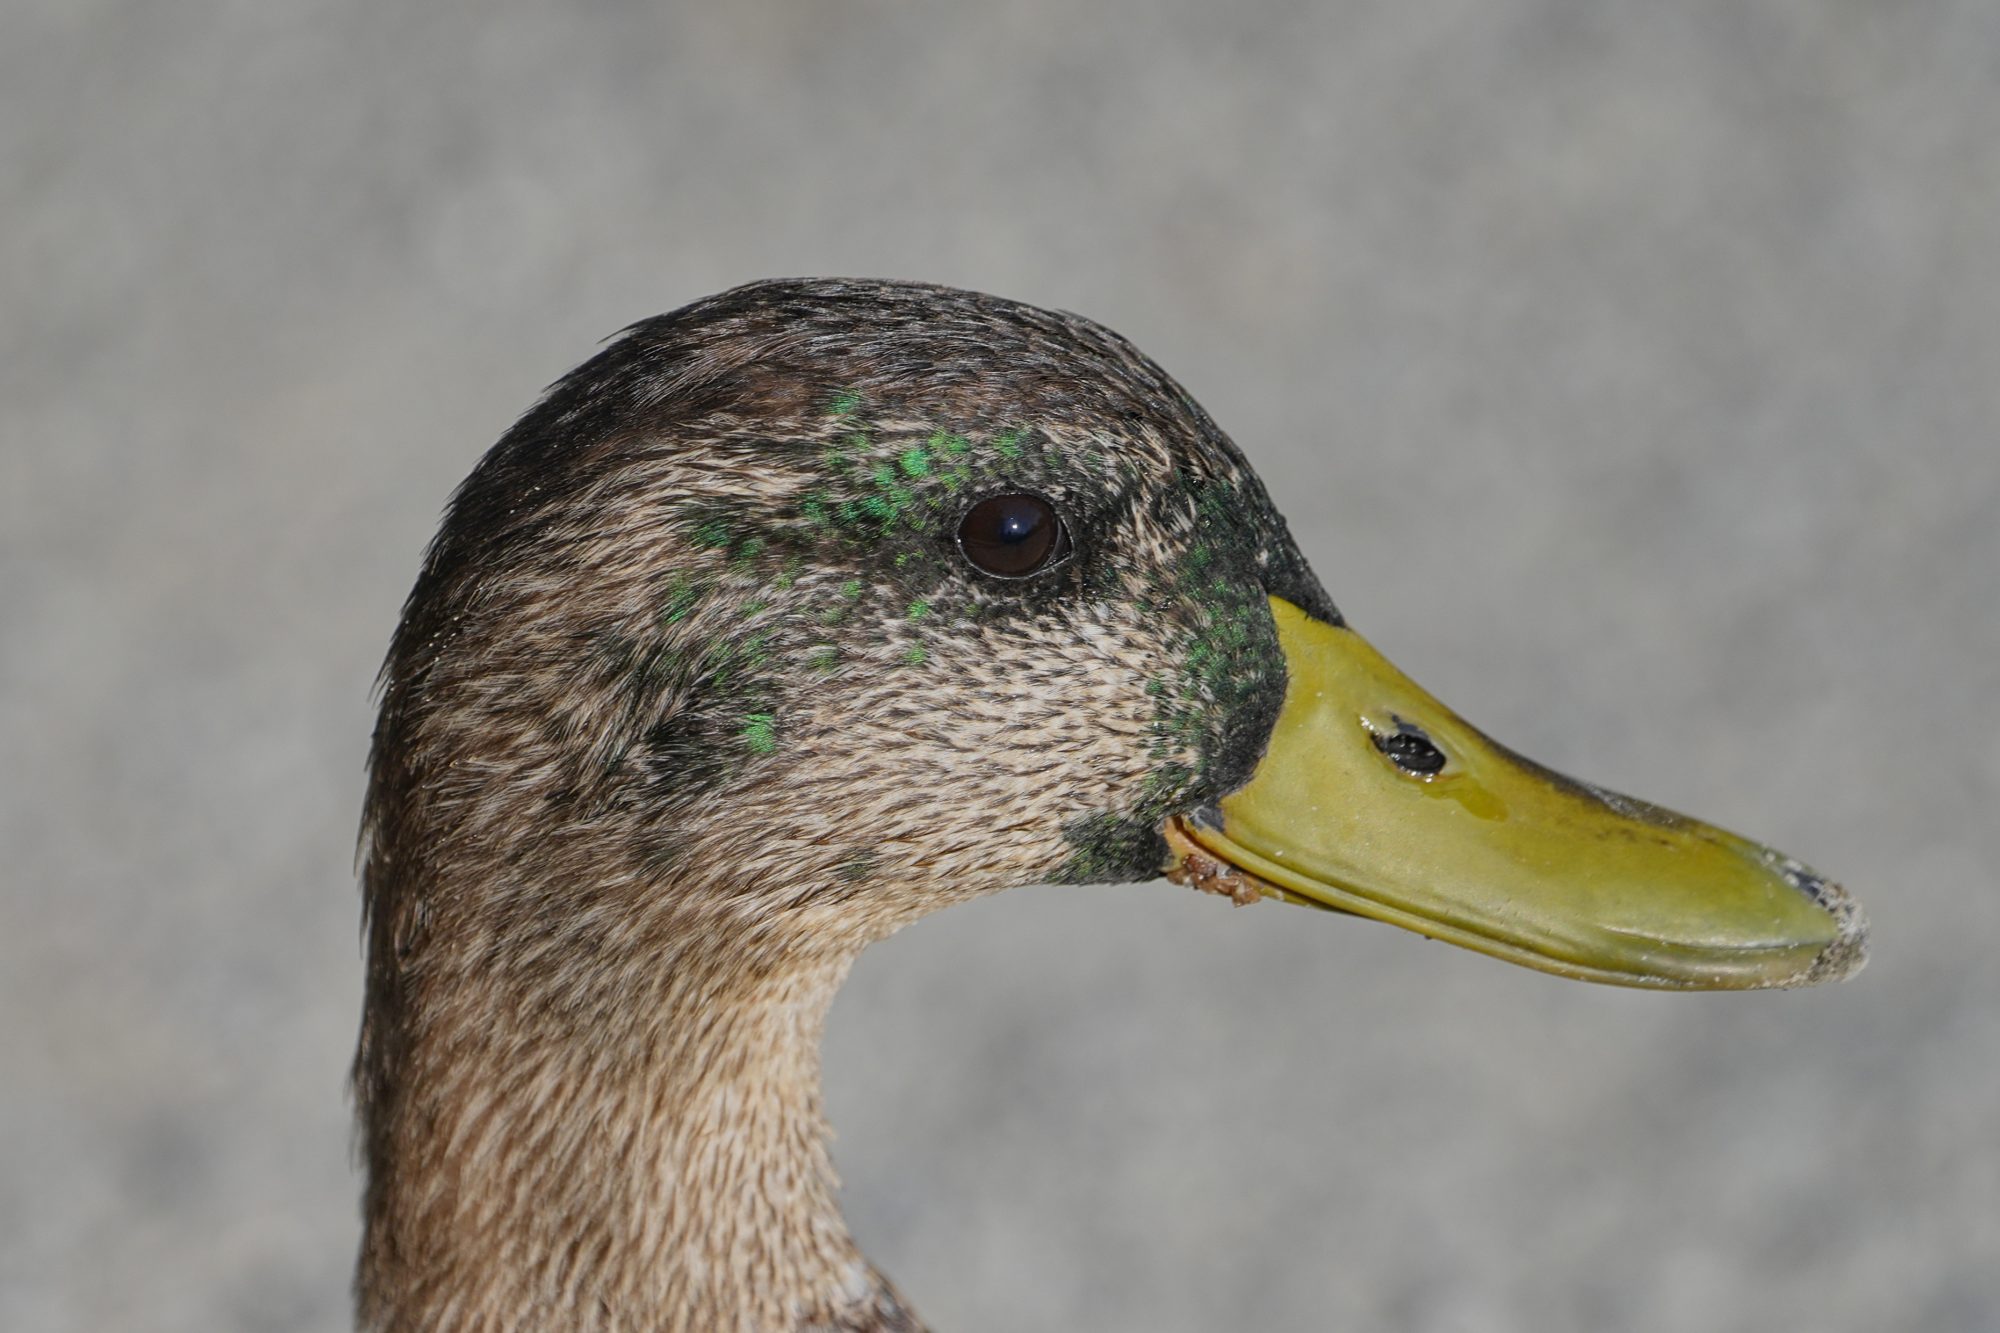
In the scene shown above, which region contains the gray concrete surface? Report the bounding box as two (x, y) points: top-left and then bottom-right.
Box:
(5, 4), (1997, 1330)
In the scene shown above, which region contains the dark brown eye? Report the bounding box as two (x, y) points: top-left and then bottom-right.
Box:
(956, 493), (1071, 578)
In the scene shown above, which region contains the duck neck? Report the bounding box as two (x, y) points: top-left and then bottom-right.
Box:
(357, 921), (921, 1333)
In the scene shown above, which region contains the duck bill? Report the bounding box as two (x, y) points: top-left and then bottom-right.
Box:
(1165, 597), (1867, 990)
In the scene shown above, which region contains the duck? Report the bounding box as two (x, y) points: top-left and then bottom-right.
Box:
(353, 277), (1867, 1333)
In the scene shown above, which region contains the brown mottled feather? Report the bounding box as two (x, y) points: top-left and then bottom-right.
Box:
(355, 279), (1331, 1331)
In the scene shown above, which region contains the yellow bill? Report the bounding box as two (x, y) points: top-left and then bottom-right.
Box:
(1166, 598), (1868, 989)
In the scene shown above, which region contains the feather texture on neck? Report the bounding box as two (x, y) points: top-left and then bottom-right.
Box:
(355, 886), (923, 1332)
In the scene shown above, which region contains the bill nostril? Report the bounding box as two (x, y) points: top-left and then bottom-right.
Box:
(1371, 719), (1448, 777)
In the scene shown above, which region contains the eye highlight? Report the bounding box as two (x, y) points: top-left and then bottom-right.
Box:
(956, 493), (1073, 578)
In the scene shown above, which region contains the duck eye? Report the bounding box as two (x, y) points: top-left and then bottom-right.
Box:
(1372, 720), (1448, 777)
(956, 493), (1071, 578)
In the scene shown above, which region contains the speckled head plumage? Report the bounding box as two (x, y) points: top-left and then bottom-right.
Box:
(356, 279), (1342, 1331)
(364, 278), (1335, 947)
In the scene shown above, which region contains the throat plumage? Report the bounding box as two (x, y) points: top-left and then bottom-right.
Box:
(354, 901), (924, 1333)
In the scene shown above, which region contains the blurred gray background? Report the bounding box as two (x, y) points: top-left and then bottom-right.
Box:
(5, 3), (1996, 1331)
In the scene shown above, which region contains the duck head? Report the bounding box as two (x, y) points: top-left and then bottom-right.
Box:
(366, 277), (1863, 995)
(357, 278), (1866, 1329)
